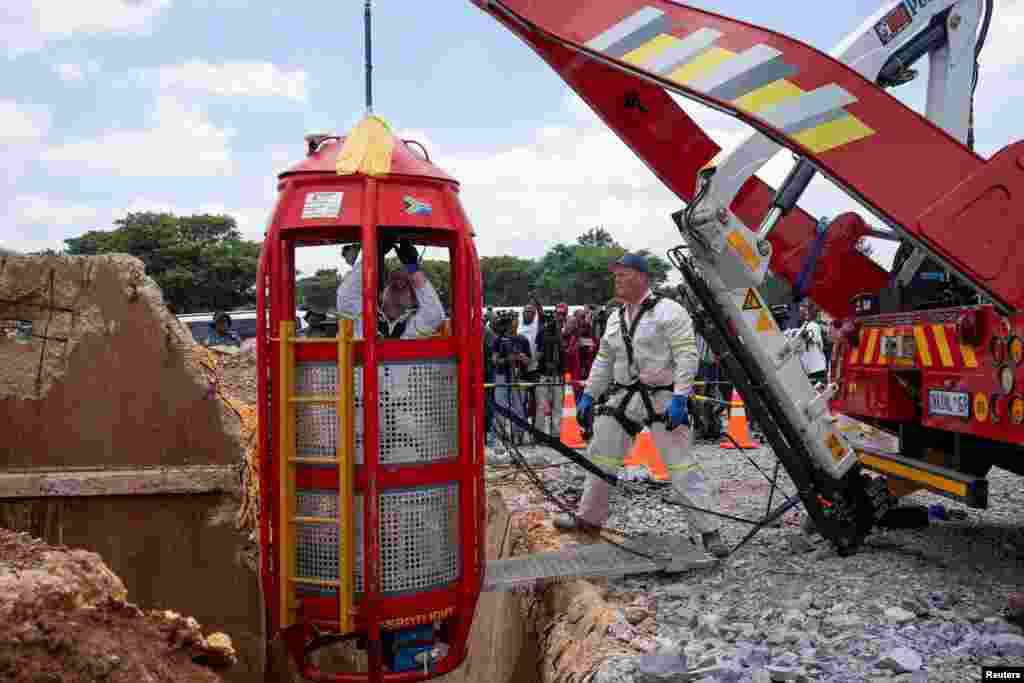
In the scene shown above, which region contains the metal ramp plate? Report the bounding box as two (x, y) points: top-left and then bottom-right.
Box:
(482, 534), (715, 592)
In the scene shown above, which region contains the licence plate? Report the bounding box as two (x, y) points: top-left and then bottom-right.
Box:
(928, 390), (969, 418)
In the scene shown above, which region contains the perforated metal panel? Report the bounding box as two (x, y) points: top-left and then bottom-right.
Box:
(294, 360), (458, 465)
(295, 490), (365, 595)
(292, 486), (459, 597)
(380, 484), (460, 595)
(375, 362), (458, 465)
(295, 362), (341, 459)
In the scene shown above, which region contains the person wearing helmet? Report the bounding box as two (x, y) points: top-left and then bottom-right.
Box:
(553, 252), (728, 559)
(204, 312), (241, 348)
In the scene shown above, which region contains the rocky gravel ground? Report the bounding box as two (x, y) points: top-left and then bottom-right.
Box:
(488, 438), (1024, 682)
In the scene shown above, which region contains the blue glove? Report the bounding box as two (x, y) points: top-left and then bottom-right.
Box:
(402, 262), (419, 274)
(576, 393), (595, 432)
(665, 394), (690, 430)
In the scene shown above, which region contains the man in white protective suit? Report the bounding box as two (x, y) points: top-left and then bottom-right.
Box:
(334, 237), (446, 464)
(552, 252), (728, 559)
(335, 238), (444, 340)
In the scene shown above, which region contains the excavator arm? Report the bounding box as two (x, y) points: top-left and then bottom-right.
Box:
(472, 0), (888, 319)
(694, 0), (986, 297)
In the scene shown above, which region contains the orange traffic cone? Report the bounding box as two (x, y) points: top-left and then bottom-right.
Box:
(560, 385), (586, 448)
(720, 390), (757, 449)
(623, 430), (670, 481)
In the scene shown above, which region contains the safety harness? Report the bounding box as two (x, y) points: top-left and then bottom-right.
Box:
(377, 307), (413, 339)
(594, 295), (673, 437)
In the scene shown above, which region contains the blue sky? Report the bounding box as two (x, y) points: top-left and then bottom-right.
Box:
(2, 0), (1022, 278)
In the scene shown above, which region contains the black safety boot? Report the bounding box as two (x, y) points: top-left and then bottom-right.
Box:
(702, 531), (729, 558)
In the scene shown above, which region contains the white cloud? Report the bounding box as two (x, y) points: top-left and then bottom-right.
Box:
(977, 0), (1024, 72)
(0, 195), (104, 254)
(0, 101), (51, 193)
(0, 196), (271, 254)
(41, 96), (234, 177)
(7, 195), (103, 227)
(56, 63), (83, 81)
(117, 199), (270, 238)
(0, 100), (50, 143)
(155, 61), (309, 101)
(424, 121), (687, 262)
(2, 0), (171, 57)
(54, 60), (101, 83)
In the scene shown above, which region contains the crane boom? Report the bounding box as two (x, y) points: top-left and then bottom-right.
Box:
(472, 0), (1024, 313)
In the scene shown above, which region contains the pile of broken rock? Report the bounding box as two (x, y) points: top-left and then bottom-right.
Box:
(0, 528), (236, 682)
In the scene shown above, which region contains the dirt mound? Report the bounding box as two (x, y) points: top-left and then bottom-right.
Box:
(0, 528), (236, 682)
(219, 345), (258, 406)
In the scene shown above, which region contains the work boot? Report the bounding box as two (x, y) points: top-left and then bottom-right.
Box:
(702, 531), (729, 558)
(553, 513), (579, 531)
(553, 513), (603, 534)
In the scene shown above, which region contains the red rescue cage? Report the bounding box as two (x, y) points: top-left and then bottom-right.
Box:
(256, 114), (486, 682)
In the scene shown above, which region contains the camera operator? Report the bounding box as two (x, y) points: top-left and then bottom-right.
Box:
(519, 300), (546, 438)
(491, 310), (531, 445)
(534, 304), (565, 439)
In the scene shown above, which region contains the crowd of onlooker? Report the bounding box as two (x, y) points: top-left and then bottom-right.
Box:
(475, 294), (840, 448)
(482, 302), (611, 448)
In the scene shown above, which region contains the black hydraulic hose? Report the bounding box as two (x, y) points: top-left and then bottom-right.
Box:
(976, 0), (992, 61)
(772, 159), (817, 215)
(968, 0), (992, 150)
(487, 394), (620, 486)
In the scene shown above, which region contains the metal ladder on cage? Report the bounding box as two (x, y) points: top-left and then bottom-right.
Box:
(277, 319), (357, 632)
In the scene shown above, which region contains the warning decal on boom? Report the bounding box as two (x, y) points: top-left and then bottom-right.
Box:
(742, 289), (762, 310)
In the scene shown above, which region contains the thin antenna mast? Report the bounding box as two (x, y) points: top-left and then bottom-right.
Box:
(364, 0), (373, 113)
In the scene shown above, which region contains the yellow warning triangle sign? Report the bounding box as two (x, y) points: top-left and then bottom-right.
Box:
(756, 309), (774, 332)
(742, 289), (761, 310)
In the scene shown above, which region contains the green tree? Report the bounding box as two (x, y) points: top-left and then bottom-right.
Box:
(531, 233), (671, 305)
(297, 268), (340, 312)
(64, 212), (261, 313)
(480, 256), (534, 306)
(577, 227), (616, 248)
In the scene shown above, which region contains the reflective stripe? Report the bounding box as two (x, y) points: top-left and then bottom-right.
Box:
(959, 340), (978, 368)
(862, 328), (880, 364)
(931, 324), (955, 367)
(914, 325), (933, 367)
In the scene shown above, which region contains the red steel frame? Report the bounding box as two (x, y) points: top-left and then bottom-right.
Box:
(257, 142), (485, 682)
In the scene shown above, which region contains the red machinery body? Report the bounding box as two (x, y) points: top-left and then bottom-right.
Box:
(256, 116), (486, 682)
(834, 306), (1024, 444)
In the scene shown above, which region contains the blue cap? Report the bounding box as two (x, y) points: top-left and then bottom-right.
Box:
(610, 252), (649, 274)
